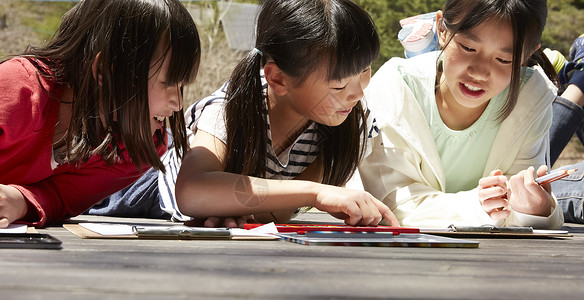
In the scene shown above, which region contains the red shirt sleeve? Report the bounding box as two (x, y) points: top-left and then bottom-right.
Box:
(12, 139), (167, 227)
(1, 57), (168, 227)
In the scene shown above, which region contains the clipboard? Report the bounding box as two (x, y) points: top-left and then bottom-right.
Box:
(276, 231), (479, 248)
(63, 223), (278, 240)
(420, 225), (572, 238)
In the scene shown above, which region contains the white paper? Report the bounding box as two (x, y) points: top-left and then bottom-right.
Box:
(79, 223), (135, 236)
(532, 229), (569, 234)
(230, 222), (278, 237)
(0, 223), (28, 234)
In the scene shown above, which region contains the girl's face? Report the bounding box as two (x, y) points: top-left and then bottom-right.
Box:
(437, 17), (514, 118)
(148, 49), (183, 135)
(285, 66), (372, 127)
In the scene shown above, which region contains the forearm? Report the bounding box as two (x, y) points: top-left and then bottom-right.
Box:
(175, 170), (319, 218)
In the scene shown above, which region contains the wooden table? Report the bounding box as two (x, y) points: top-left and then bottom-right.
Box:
(1, 212), (582, 299)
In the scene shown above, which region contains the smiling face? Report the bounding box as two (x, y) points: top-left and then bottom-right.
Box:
(147, 45), (183, 135)
(284, 65), (372, 127)
(436, 17), (514, 127)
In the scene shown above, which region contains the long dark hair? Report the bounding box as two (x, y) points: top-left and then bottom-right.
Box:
(20, 0), (200, 172)
(224, 0), (379, 186)
(439, 0), (557, 120)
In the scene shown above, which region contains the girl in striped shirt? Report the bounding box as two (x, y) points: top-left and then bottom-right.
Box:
(174, 0), (398, 228)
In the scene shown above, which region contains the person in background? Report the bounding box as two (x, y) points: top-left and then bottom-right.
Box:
(545, 34), (584, 223)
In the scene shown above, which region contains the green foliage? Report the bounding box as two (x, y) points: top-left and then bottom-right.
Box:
(543, 0), (584, 55)
(357, 0), (583, 72)
(356, 0), (444, 71)
(6, 1), (74, 42)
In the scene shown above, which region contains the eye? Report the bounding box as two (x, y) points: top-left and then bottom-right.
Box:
(496, 58), (512, 65)
(333, 83), (348, 91)
(459, 43), (475, 52)
(162, 81), (177, 88)
(362, 67), (371, 73)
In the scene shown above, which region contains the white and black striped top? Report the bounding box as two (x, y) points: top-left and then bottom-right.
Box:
(159, 76), (378, 221)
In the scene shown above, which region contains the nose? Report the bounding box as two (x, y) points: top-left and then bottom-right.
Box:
(168, 85), (183, 112)
(467, 58), (490, 81)
(346, 70), (371, 102)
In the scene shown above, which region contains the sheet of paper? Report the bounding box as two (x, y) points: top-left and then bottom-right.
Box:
(533, 229), (569, 234)
(0, 223), (28, 234)
(419, 227), (450, 232)
(230, 222), (278, 237)
(79, 223), (135, 236)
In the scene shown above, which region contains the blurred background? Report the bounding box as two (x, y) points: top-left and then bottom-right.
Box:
(1, 0), (582, 166)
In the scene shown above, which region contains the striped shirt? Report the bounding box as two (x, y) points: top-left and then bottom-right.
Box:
(160, 76), (378, 221)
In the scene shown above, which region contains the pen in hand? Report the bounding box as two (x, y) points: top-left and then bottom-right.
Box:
(535, 169), (578, 185)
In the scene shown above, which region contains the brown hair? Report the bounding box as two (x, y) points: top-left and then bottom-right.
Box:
(224, 0), (379, 186)
(20, 0), (200, 171)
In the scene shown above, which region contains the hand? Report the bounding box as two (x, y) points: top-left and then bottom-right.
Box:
(507, 165), (553, 217)
(478, 170), (510, 220)
(313, 186), (399, 226)
(0, 184), (28, 228)
(184, 215), (257, 228)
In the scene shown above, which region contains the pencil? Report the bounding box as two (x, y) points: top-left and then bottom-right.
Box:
(535, 169), (577, 185)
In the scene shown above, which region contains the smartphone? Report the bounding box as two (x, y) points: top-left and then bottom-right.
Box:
(0, 233), (62, 250)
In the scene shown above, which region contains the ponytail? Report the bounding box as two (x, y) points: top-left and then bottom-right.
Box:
(224, 49), (267, 176)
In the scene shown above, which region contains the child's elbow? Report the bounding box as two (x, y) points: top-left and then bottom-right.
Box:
(174, 174), (197, 217)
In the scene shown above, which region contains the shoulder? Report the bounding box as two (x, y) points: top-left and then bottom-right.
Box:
(1, 57), (35, 74)
(369, 51), (438, 102)
(0, 57), (40, 93)
(516, 66), (558, 107)
(526, 65), (557, 92)
(184, 82), (228, 129)
(366, 52), (438, 126)
(0, 57), (58, 124)
(374, 51), (439, 81)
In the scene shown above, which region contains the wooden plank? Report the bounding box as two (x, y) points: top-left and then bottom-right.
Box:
(0, 213), (581, 299)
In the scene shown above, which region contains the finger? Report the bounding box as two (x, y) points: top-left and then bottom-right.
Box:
(357, 200), (378, 226)
(489, 169), (503, 177)
(489, 208), (511, 220)
(203, 216), (221, 228)
(535, 165), (552, 193)
(536, 165), (548, 176)
(478, 186), (507, 203)
(381, 209), (400, 227)
(0, 217), (9, 229)
(343, 202), (363, 226)
(223, 217), (238, 228)
(478, 175), (507, 189)
(523, 166), (545, 194)
(523, 166), (536, 183)
(482, 198), (508, 212)
(236, 217), (247, 228)
(372, 198), (396, 226)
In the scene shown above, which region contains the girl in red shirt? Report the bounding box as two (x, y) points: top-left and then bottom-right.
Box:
(0, 0), (200, 227)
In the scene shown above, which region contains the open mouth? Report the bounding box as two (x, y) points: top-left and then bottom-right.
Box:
(153, 115), (167, 130)
(459, 82), (485, 98)
(337, 107), (353, 115)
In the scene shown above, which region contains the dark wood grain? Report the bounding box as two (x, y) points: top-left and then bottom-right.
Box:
(0, 212), (581, 299)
